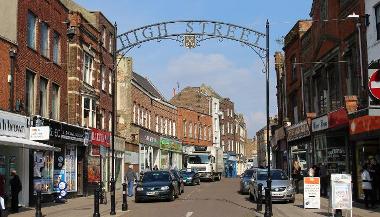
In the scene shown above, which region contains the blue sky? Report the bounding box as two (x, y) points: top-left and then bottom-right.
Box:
(75, 0), (313, 137)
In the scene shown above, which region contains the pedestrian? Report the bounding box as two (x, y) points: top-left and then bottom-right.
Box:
(319, 163), (328, 196)
(0, 174), (5, 217)
(361, 163), (376, 209)
(308, 167), (315, 177)
(292, 160), (302, 194)
(229, 163), (233, 178)
(313, 165), (320, 177)
(10, 170), (22, 213)
(124, 165), (137, 197)
(369, 157), (380, 203)
(153, 165), (158, 171)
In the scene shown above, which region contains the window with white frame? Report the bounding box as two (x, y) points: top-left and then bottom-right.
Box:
(148, 112), (151, 130)
(199, 125), (202, 140)
(169, 120), (172, 136)
(101, 109), (105, 129)
(137, 106), (140, 125)
(194, 123), (198, 139)
(53, 31), (61, 64)
(133, 104), (136, 124)
(204, 126), (207, 141)
(155, 115), (159, 132)
(101, 65), (106, 91)
(143, 109), (147, 127)
(51, 83), (60, 120)
(27, 11), (37, 49)
(83, 52), (93, 85)
(82, 97), (96, 128)
(102, 27), (106, 47)
(109, 33), (113, 53)
(39, 77), (48, 117)
(109, 73), (112, 94)
(189, 122), (193, 138)
(183, 120), (187, 137)
(160, 117), (163, 134)
(164, 119), (168, 135)
(25, 70), (35, 115)
(109, 112), (112, 132)
(173, 121), (176, 137)
(40, 22), (49, 57)
(208, 127), (211, 141)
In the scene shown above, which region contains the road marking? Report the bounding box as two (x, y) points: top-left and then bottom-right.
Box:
(185, 211), (194, 217)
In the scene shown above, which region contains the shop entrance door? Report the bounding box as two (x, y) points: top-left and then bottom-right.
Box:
(77, 160), (83, 196)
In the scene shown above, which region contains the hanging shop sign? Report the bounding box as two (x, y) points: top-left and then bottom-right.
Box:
(330, 174), (352, 210)
(160, 137), (182, 153)
(30, 126), (50, 141)
(0, 110), (28, 138)
(303, 177), (320, 209)
(312, 115), (329, 132)
(287, 120), (310, 142)
(328, 108), (348, 129)
(91, 128), (111, 147)
(139, 129), (160, 148)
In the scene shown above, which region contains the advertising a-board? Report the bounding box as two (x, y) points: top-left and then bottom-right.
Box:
(304, 177), (321, 209)
(330, 174), (352, 210)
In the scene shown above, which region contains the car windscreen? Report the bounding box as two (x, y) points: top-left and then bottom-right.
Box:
(180, 171), (195, 176)
(187, 155), (210, 164)
(257, 170), (288, 180)
(244, 170), (254, 177)
(142, 172), (170, 182)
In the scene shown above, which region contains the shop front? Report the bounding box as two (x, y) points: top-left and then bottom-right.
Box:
(312, 109), (349, 175)
(139, 129), (160, 172)
(287, 120), (311, 173)
(35, 117), (90, 198)
(160, 137), (182, 170)
(0, 111), (59, 207)
(349, 108), (380, 200)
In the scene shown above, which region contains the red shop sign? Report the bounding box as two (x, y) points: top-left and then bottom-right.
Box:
(328, 108), (348, 129)
(91, 128), (111, 147)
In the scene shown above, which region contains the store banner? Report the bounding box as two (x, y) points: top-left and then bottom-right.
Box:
(160, 137), (182, 153)
(330, 174), (352, 210)
(303, 177), (320, 209)
(91, 128), (110, 147)
(30, 126), (50, 141)
(139, 129), (160, 148)
(287, 120), (310, 142)
(349, 115), (380, 135)
(0, 110), (28, 138)
(328, 108), (348, 129)
(124, 151), (139, 164)
(312, 115), (329, 132)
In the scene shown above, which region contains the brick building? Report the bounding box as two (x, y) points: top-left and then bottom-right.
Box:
(117, 57), (181, 172)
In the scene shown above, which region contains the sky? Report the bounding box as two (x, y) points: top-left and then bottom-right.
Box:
(75, 0), (313, 138)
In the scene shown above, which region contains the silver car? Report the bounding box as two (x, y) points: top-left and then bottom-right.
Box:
(239, 169), (257, 194)
(248, 169), (295, 203)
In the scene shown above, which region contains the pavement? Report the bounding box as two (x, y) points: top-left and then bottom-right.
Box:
(1, 178), (379, 217)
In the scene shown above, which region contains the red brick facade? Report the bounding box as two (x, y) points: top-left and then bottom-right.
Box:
(177, 107), (212, 147)
(0, 38), (15, 111)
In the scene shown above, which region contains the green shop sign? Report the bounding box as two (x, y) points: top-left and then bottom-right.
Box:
(160, 137), (182, 153)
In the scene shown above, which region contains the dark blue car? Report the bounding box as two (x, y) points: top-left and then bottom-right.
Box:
(180, 169), (201, 186)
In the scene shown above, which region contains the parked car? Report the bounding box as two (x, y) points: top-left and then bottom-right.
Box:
(248, 169), (295, 203)
(135, 170), (180, 202)
(170, 169), (185, 194)
(240, 168), (256, 194)
(180, 168), (201, 186)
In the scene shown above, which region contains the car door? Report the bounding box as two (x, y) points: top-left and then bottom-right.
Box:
(170, 172), (179, 195)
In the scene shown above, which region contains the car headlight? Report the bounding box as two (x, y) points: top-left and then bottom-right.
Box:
(136, 187), (144, 191)
(187, 177), (192, 180)
(160, 186), (170, 190)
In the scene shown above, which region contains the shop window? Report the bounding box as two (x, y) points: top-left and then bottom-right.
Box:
(27, 11), (37, 49)
(83, 52), (93, 85)
(25, 70), (35, 115)
(82, 97), (96, 128)
(39, 77), (48, 117)
(53, 31), (61, 64)
(51, 83), (60, 120)
(40, 22), (49, 58)
(65, 146), (77, 192)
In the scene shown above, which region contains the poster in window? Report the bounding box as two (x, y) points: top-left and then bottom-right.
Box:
(65, 145), (77, 192)
(33, 151), (53, 193)
(53, 169), (65, 192)
(87, 156), (100, 183)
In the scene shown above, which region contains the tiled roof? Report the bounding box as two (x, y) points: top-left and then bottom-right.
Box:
(132, 72), (165, 100)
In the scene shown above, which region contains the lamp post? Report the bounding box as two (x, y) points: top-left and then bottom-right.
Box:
(110, 22), (117, 216)
(264, 20), (272, 217)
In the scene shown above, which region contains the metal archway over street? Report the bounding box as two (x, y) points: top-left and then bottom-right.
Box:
(116, 20), (267, 57)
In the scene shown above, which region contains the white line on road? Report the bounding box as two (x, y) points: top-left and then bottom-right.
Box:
(185, 211), (194, 217)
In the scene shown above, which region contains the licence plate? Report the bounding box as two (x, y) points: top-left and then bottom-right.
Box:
(146, 192), (156, 196)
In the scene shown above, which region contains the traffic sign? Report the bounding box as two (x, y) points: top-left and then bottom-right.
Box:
(369, 70), (380, 100)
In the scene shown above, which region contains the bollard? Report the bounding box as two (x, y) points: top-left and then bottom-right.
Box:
(263, 187), (271, 217)
(93, 188), (100, 217)
(122, 183), (128, 211)
(35, 190), (42, 217)
(99, 182), (104, 204)
(257, 183), (263, 212)
(335, 209), (342, 217)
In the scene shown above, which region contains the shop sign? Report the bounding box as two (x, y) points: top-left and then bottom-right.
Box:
(124, 151), (139, 164)
(286, 120), (310, 142)
(160, 137), (182, 153)
(30, 126), (50, 141)
(328, 108), (348, 129)
(139, 129), (160, 148)
(330, 174), (352, 210)
(182, 145), (195, 154)
(303, 177), (320, 209)
(0, 110), (28, 138)
(61, 124), (86, 144)
(312, 115), (329, 132)
(91, 128), (111, 147)
(349, 115), (380, 135)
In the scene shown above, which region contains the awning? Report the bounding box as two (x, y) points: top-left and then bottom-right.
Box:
(0, 135), (61, 152)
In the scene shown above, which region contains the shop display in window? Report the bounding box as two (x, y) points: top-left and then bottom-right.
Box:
(33, 151), (53, 193)
(65, 145), (77, 192)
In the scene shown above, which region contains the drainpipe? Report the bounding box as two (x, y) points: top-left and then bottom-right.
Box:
(9, 49), (16, 112)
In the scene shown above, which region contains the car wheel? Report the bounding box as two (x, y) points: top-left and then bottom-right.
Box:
(135, 197), (140, 203)
(289, 198), (295, 203)
(218, 173), (222, 181)
(197, 179), (201, 185)
(168, 190), (175, 201)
